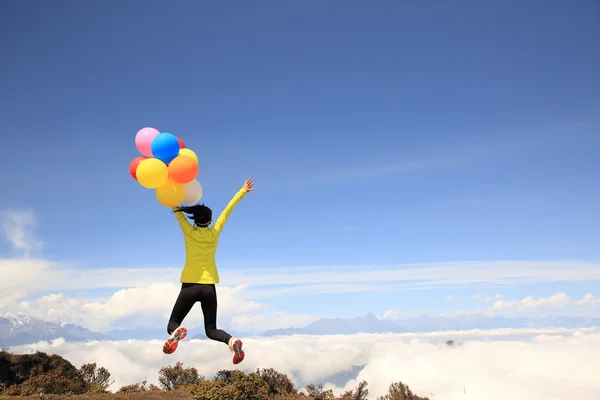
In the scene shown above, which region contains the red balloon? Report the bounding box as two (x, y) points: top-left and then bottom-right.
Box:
(129, 156), (147, 180)
(177, 138), (185, 149)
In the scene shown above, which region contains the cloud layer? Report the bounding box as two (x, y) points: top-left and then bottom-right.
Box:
(445, 292), (600, 318)
(10, 283), (316, 333)
(3, 256), (600, 301)
(9, 328), (600, 400)
(6, 287), (600, 334)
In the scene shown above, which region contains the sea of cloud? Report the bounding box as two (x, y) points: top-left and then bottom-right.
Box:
(9, 327), (600, 400)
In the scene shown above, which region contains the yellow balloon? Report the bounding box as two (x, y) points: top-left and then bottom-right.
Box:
(136, 158), (168, 189)
(179, 148), (198, 163)
(156, 179), (185, 207)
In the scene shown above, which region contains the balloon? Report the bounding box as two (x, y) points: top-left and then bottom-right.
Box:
(156, 179), (185, 207)
(135, 127), (159, 157)
(177, 138), (185, 149)
(179, 148), (198, 163)
(183, 180), (203, 204)
(129, 156), (147, 181)
(151, 133), (180, 164)
(136, 158), (168, 188)
(168, 155), (198, 184)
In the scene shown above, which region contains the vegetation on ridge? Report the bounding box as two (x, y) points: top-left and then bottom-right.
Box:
(0, 347), (429, 399)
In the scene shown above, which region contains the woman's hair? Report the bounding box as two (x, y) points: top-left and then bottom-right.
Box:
(174, 204), (212, 227)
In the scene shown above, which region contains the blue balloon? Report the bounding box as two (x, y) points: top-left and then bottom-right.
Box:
(151, 133), (180, 164)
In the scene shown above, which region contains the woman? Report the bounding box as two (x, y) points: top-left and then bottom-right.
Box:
(162, 177), (254, 365)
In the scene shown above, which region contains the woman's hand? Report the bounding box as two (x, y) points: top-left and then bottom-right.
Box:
(243, 177), (254, 192)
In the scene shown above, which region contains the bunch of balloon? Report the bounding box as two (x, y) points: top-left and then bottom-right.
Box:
(129, 127), (203, 207)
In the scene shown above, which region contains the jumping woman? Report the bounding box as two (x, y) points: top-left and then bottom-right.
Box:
(162, 177), (254, 365)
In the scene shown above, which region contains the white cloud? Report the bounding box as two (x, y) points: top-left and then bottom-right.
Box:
(230, 311), (316, 332)
(1, 213), (600, 301)
(8, 328), (600, 400)
(577, 293), (600, 307)
(483, 294), (504, 302)
(381, 310), (398, 320)
(235, 261), (600, 290)
(3, 259), (600, 303)
(1, 210), (43, 256)
(380, 310), (427, 320)
(471, 293), (503, 303)
(490, 292), (572, 313)
(444, 295), (453, 301)
(7, 284), (316, 333)
(453, 292), (600, 318)
(0, 258), (64, 299)
(2, 256), (599, 332)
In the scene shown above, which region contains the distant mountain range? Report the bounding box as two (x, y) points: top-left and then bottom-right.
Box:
(261, 313), (600, 336)
(0, 313), (107, 346)
(1, 312), (598, 346)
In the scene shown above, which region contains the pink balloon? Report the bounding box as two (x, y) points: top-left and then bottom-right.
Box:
(135, 127), (160, 157)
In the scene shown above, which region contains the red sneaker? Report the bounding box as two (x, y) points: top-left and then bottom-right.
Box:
(229, 338), (245, 364)
(163, 326), (187, 354)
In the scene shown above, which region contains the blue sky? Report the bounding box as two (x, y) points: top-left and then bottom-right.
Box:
(1, 0), (600, 329)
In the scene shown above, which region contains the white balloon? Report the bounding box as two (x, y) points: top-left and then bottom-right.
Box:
(183, 180), (203, 204)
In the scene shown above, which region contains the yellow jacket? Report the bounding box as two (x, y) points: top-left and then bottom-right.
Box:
(172, 188), (247, 284)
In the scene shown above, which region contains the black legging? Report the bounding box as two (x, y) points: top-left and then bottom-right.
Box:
(167, 283), (232, 345)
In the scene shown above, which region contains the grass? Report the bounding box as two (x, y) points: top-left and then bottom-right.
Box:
(0, 391), (194, 400)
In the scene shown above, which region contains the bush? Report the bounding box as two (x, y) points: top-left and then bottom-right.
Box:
(339, 380), (369, 400)
(117, 380), (149, 394)
(158, 361), (204, 390)
(9, 371), (87, 396)
(191, 370), (270, 400)
(2, 384), (21, 396)
(256, 367), (297, 395)
(149, 383), (161, 391)
(229, 370), (270, 400)
(79, 362), (113, 392)
(305, 383), (335, 400)
(116, 381), (161, 394)
(376, 381), (430, 400)
(269, 394), (309, 400)
(1, 350), (81, 387)
(214, 369), (234, 384)
(187, 379), (239, 400)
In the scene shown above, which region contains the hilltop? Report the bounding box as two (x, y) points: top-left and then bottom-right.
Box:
(0, 348), (429, 400)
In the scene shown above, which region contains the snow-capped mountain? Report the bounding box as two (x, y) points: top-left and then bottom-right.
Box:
(0, 312), (107, 346)
(261, 313), (600, 336)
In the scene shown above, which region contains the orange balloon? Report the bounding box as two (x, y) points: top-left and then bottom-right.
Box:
(168, 155), (198, 184)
